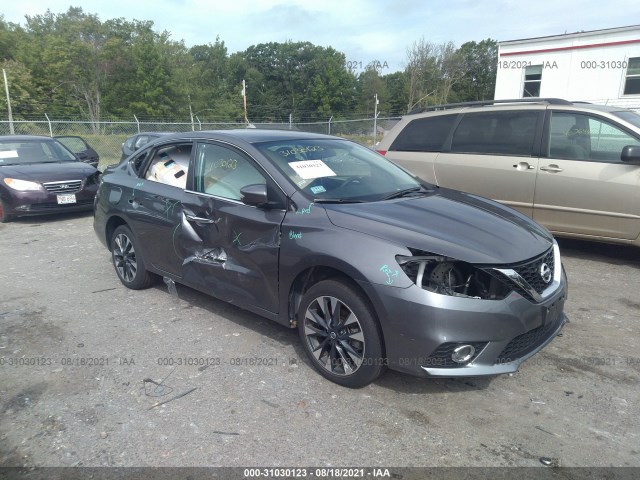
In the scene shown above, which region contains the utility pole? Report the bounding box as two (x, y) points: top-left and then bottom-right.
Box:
(373, 93), (379, 146)
(188, 94), (194, 132)
(3, 69), (15, 135)
(241, 79), (249, 126)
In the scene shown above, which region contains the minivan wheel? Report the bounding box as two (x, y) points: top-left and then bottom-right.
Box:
(111, 225), (156, 289)
(298, 279), (385, 388)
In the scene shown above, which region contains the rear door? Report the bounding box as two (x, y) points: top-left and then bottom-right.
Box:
(433, 109), (543, 217)
(55, 136), (99, 167)
(180, 141), (287, 313)
(534, 111), (640, 240)
(124, 141), (193, 276)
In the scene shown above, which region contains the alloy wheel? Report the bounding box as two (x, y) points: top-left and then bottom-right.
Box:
(113, 233), (138, 283)
(303, 296), (365, 376)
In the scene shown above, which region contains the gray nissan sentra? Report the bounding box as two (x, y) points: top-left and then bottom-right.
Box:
(94, 130), (568, 388)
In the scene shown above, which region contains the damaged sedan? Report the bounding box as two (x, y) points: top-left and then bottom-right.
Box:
(94, 130), (568, 388)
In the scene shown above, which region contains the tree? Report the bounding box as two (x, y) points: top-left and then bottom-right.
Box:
(20, 7), (110, 128)
(453, 39), (498, 101)
(0, 59), (44, 118)
(404, 38), (467, 111)
(383, 72), (408, 116)
(356, 67), (387, 116)
(237, 41), (356, 122)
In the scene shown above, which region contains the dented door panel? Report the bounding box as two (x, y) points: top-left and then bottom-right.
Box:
(180, 192), (285, 313)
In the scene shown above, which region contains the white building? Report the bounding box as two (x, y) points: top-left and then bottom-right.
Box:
(494, 25), (640, 108)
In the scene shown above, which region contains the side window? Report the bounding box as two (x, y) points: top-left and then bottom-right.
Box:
(623, 57), (640, 95)
(135, 135), (151, 149)
(548, 112), (640, 162)
(143, 143), (192, 188)
(131, 150), (151, 175)
(451, 111), (539, 156)
(193, 143), (266, 201)
(389, 114), (457, 152)
(523, 65), (542, 97)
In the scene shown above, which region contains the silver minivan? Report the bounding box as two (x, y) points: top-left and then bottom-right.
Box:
(377, 98), (640, 247)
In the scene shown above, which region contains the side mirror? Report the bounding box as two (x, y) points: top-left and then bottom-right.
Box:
(240, 184), (268, 207)
(621, 145), (640, 164)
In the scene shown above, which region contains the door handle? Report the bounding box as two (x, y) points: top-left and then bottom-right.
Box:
(512, 162), (535, 170)
(185, 214), (215, 224)
(540, 165), (564, 173)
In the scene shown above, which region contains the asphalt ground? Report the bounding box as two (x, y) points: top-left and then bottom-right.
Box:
(0, 211), (639, 469)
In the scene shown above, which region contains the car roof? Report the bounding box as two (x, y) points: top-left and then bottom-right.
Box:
(157, 129), (340, 144)
(405, 99), (637, 116)
(134, 131), (175, 136)
(0, 135), (60, 142)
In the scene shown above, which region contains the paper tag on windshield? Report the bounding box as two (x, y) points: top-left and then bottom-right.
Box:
(289, 160), (336, 180)
(0, 150), (18, 159)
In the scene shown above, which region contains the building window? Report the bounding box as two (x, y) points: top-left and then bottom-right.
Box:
(623, 57), (640, 95)
(523, 65), (542, 97)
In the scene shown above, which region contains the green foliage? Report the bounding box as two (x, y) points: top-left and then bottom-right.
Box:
(0, 6), (498, 122)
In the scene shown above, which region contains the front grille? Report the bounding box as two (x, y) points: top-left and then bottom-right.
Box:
(42, 180), (82, 193)
(424, 342), (487, 368)
(513, 248), (555, 295)
(491, 248), (555, 302)
(496, 315), (561, 363)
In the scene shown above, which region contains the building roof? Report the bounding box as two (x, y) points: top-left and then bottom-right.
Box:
(499, 24), (640, 46)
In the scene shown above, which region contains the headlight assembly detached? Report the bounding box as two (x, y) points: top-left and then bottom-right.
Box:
(396, 250), (512, 300)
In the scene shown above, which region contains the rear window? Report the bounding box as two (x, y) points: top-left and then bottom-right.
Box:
(451, 111), (540, 156)
(389, 114), (458, 152)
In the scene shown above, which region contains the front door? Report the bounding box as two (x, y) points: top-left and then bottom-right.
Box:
(180, 141), (287, 314)
(534, 111), (640, 240)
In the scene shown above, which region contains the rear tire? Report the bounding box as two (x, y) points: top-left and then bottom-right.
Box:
(298, 279), (385, 388)
(111, 225), (156, 289)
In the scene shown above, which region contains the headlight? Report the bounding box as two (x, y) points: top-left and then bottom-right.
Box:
(3, 178), (42, 191)
(396, 250), (512, 300)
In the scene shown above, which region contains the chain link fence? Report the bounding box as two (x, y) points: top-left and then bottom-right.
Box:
(0, 116), (401, 170)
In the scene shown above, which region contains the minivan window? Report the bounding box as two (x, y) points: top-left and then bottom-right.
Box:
(450, 111), (539, 156)
(613, 110), (640, 129)
(548, 112), (640, 162)
(389, 114), (458, 152)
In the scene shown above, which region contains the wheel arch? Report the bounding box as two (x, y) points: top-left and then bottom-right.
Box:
(286, 265), (387, 357)
(105, 215), (128, 250)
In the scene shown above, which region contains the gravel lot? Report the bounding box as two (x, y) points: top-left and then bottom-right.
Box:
(0, 211), (639, 469)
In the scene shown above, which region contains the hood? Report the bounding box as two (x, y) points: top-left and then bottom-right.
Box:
(323, 189), (553, 265)
(0, 161), (97, 182)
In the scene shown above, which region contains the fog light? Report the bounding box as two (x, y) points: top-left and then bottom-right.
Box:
(451, 344), (476, 364)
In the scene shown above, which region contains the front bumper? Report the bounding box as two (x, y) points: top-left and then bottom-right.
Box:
(358, 267), (568, 377)
(5, 185), (97, 218)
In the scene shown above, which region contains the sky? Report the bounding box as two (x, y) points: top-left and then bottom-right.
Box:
(2, 0), (639, 73)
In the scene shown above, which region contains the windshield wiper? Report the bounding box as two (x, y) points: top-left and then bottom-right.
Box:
(381, 186), (425, 200)
(313, 198), (365, 204)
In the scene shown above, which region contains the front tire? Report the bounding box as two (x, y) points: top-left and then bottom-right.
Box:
(0, 199), (13, 223)
(298, 279), (385, 388)
(111, 225), (156, 289)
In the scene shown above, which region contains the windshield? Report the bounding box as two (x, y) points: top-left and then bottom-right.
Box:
(0, 140), (77, 166)
(613, 111), (640, 130)
(255, 138), (422, 202)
